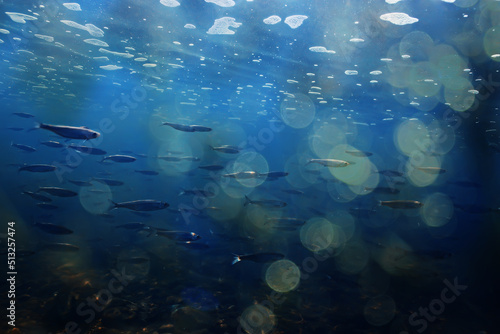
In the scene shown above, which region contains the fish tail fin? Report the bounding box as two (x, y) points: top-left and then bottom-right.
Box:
(231, 254), (241, 265)
(306, 159), (313, 165)
(244, 195), (251, 206)
(178, 188), (185, 196)
(208, 145), (214, 151)
(27, 122), (41, 133)
(108, 199), (118, 210)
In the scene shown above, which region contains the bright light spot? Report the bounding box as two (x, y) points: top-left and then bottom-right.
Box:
(379, 12), (418, 25)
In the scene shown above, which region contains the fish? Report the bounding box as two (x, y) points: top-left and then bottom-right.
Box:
(35, 203), (58, 210)
(377, 170), (404, 177)
(157, 156), (182, 162)
(307, 159), (350, 167)
(115, 222), (149, 230)
(68, 144), (107, 155)
(22, 191), (52, 202)
(7, 127), (24, 131)
(37, 187), (78, 197)
(209, 145), (240, 154)
(18, 164), (57, 173)
(34, 222), (73, 234)
(135, 170), (159, 175)
(223, 171), (259, 179)
(119, 257), (150, 264)
(447, 181), (481, 188)
(365, 187), (400, 194)
(12, 112), (35, 118)
(101, 155), (136, 163)
(93, 178), (124, 186)
(415, 167), (446, 174)
(232, 252), (285, 265)
(198, 164), (225, 171)
(67, 179), (93, 187)
(11, 142), (36, 152)
(178, 241), (210, 250)
(345, 149), (373, 157)
(40, 140), (64, 148)
(41, 242), (79, 252)
(36, 123), (100, 140)
(265, 217), (306, 226)
(152, 229), (201, 241)
(379, 200), (423, 209)
(110, 199), (169, 211)
(162, 121), (212, 132)
(259, 171), (289, 178)
(244, 195), (287, 208)
(180, 156), (201, 162)
(281, 189), (304, 195)
(179, 189), (215, 197)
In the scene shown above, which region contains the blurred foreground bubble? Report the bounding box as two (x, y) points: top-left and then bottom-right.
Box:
(421, 192), (454, 227)
(240, 304), (276, 334)
(79, 181), (112, 214)
(280, 93), (315, 128)
(363, 295), (396, 326)
(265, 259), (301, 292)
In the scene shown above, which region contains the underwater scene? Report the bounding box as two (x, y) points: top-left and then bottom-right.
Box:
(1, 0), (499, 333)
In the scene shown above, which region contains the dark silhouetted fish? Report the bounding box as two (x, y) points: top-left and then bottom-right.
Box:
(157, 156), (182, 162)
(198, 164), (225, 171)
(281, 189), (304, 195)
(11, 142), (36, 152)
(179, 189), (215, 197)
(101, 155), (136, 163)
(259, 171), (289, 178)
(365, 186), (400, 194)
(38, 187), (78, 197)
(244, 195), (287, 208)
(415, 167), (446, 174)
(377, 170), (404, 177)
(12, 112), (35, 118)
(67, 179), (93, 187)
(36, 203), (58, 210)
(37, 123), (100, 140)
(345, 149), (373, 157)
(40, 140), (65, 148)
(34, 222), (73, 235)
(41, 242), (79, 252)
(110, 199), (169, 211)
(7, 127), (24, 131)
(180, 156), (201, 161)
(19, 164), (56, 172)
(162, 121), (212, 132)
(379, 200), (423, 209)
(22, 191), (52, 202)
(68, 144), (107, 155)
(116, 222), (149, 230)
(153, 230), (201, 241)
(93, 178), (124, 186)
(232, 252), (285, 265)
(135, 170), (159, 175)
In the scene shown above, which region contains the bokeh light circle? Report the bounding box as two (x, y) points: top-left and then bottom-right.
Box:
(265, 259), (301, 292)
(280, 93), (316, 128)
(421, 192), (454, 227)
(240, 304), (276, 334)
(363, 295), (396, 326)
